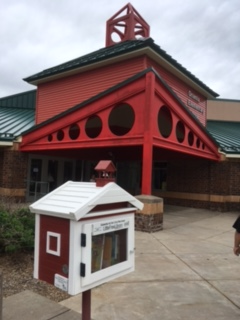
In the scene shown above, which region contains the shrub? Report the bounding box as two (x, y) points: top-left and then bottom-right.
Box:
(0, 207), (35, 253)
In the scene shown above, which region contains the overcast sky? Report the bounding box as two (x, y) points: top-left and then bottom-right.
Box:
(1, 0), (240, 100)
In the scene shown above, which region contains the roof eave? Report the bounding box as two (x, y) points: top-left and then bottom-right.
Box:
(0, 140), (13, 146)
(225, 153), (240, 158)
(218, 147), (240, 157)
(0, 134), (23, 146)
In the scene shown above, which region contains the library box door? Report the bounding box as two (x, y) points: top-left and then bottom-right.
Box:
(80, 215), (135, 290)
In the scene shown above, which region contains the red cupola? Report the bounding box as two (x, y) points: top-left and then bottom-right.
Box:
(94, 160), (116, 186)
(106, 3), (150, 47)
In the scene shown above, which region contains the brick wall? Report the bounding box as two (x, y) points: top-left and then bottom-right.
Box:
(0, 150), (3, 186)
(0, 148), (28, 199)
(209, 161), (230, 195)
(164, 159), (240, 212)
(167, 159), (211, 194)
(229, 161), (240, 195)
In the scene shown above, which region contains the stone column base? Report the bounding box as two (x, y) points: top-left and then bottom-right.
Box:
(135, 195), (163, 232)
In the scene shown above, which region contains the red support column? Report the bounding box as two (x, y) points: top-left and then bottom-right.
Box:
(141, 142), (153, 195)
(141, 72), (155, 195)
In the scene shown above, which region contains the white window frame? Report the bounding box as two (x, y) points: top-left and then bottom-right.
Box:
(46, 231), (61, 256)
(81, 214), (134, 288)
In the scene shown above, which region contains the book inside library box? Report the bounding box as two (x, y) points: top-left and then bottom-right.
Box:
(91, 229), (127, 273)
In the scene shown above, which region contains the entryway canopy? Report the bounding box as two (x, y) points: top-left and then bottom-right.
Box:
(20, 68), (220, 162)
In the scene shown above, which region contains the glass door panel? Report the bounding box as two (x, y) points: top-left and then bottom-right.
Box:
(28, 159), (49, 201)
(48, 160), (58, 192)
(63, 161), (73, 182)
(29, 159), (42, 198)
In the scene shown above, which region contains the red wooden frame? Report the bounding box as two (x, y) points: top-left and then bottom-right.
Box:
(21, 70), (220, 195)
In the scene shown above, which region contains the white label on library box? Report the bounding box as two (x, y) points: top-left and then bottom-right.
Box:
(92, 219), (130, 235)
(54, 274), (68, 292)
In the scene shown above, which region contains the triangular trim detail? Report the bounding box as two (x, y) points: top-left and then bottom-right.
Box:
(20, 68), (220, 160)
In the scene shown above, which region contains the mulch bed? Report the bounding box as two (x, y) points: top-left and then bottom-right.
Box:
(0, 251), (70, 302)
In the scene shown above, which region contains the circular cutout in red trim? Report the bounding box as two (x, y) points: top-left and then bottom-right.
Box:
(176, 121), (185, 143)
(158, 105), (172, 138)
(57, 130), (64, 141)
(85, 115), (102, 138)
(69, 124), (80, 140)
(109, 104), (135, 136)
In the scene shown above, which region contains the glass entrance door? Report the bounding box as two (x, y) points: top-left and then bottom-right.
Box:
(48, 160), (58, 192)
(28, 158), (49, 201)
(116, 161), (141, 195)
(26, 156), (76, 202)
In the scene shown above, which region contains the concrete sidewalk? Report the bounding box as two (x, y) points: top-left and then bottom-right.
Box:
(3, 205), (240, 319)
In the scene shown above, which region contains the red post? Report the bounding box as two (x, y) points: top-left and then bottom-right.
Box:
(141, 142), (153, 195)
(0, 272), (2, 320)
(141, 72), (155, 195)
(82, 289), (91, 320)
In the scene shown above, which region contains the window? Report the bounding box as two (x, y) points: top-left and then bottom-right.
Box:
(152, 162), (167, 190)
(80, 215), (134, 288)
(46, 231), (61, 256)
(91, 229), (127, 273)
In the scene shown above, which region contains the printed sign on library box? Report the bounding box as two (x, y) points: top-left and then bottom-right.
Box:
(92, 218), (130, 235)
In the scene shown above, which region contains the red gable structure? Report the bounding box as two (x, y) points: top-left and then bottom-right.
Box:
(20, 4), (221, 208)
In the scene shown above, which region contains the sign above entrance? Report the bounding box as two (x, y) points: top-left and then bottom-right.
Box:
(187, 99), (203, 114)
(187, 90), (203, 114)
(188, 90), (200, 102)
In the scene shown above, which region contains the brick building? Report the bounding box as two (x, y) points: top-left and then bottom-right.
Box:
(0, 91), (35, 199)
(1, 4), (240, 211)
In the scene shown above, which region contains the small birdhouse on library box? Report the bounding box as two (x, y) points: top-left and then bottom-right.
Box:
(30, 161), (143, 296)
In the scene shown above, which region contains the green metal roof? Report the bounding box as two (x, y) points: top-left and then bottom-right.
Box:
(23, 38), (218, 98)
(207, 121), (240, 154)
(0, 106), (35, 142)
(0, 90), (36, 142)
(0, 90), (36, 109)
